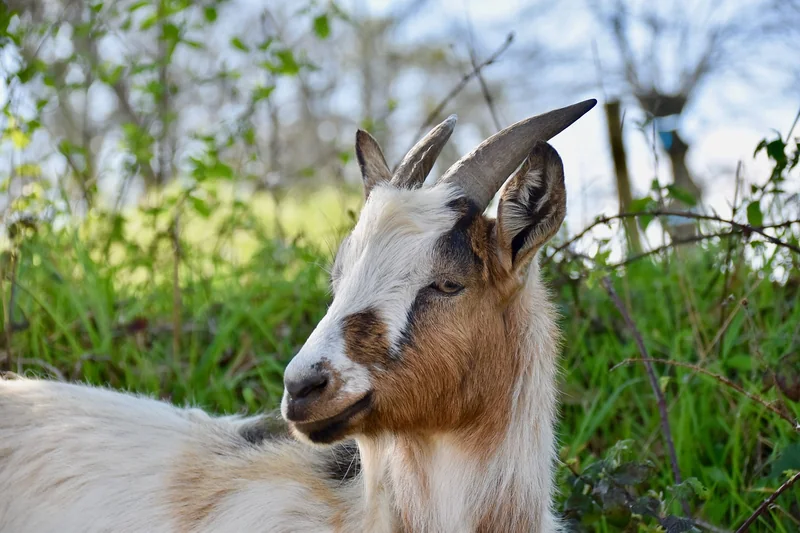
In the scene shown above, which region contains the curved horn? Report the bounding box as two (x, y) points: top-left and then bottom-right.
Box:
(392, 114), (457, 189)
(438, 99), (597, 209)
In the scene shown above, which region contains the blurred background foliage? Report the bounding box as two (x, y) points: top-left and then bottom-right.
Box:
(1, 0), (799, 531)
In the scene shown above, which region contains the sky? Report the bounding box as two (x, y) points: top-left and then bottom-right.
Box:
(355, 0), (798, 244)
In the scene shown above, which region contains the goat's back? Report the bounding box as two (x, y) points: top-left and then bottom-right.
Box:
(0, 377), (357, 533)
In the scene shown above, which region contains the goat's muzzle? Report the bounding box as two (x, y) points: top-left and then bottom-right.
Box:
(282, 361), (373, 443)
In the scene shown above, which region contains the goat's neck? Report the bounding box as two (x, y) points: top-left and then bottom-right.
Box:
(357, 272), (560, 532)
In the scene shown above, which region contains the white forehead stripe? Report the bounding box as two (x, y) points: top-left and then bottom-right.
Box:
(332, 183), (463, 348)
(283, 182), (465, 406)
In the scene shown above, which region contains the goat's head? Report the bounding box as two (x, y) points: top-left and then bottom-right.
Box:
(282, 100), (596, 445)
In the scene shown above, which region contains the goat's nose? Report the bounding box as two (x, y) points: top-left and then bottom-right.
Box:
(285, 370), (329, 401)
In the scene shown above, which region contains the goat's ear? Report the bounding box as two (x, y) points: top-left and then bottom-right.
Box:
(355, 130), (392, 199)
(496, 141), (566, 273)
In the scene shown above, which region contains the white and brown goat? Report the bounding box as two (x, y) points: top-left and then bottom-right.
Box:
(0, 99), (596, 533)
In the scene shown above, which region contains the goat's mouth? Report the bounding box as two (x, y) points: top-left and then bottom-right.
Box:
(290, 392), (373, 444)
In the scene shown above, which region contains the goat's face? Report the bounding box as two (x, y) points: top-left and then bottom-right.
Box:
(281, 101), (595, 444)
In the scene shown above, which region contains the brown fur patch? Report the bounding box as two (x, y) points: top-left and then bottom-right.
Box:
(358, 212), (522, 458)
(476, 491), (539, 533)
(168, 438), (347, 532)
(343, 309), (393, 367)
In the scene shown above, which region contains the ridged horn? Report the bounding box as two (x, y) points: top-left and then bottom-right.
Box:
(392, 114), (457, 189)
(438, 99), (597, 209)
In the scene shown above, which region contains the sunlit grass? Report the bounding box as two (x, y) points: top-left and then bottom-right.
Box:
(2, 199), (798, 532)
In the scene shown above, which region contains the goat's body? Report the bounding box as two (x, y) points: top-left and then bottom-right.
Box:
(0, 100), (598, 532)
(0, 379), (362, 533)
(0, 266), (560, 533)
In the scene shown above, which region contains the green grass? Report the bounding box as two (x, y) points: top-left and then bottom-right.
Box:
(1, 192), (798, 532)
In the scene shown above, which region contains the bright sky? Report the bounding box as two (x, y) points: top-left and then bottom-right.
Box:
(358, 0), (798, 244)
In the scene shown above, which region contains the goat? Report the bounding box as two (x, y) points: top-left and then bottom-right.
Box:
(0, 98), (596, 533)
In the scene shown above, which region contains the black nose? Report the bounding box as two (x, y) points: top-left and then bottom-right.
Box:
(285, 370), (330, 401)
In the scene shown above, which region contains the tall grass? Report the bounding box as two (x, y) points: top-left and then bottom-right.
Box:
(1, 186), (798, 531)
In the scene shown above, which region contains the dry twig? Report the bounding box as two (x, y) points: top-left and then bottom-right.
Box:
(735, 471), (800, 532)
(600, 278), (686, 494)
(403, 32), (514, 161)
(544, 210), (800, 267)
(611, 358), (799, 431)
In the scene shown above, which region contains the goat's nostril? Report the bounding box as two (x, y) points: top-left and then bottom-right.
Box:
(286, 373), (329, 401)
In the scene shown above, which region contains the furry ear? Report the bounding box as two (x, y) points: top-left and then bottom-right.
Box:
(496, 141), (566, 273)
(355, 130), (392, 199)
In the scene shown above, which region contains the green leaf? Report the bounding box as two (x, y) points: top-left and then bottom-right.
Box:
(162, 22), (180, 43)
(266, 49), (301, 76)
(765, 138), (788, 166)
(725, 355), (753, 372)
(631, 496), (660, 518)
(770, 443), (800, 479)
(128, 1), (149, 12)
(140, 14), (158, 30)
(313, 14), (330, 39)
(252, 85), (275, 102)
(611, 461), (654, 485)
(669, 477), (709, 501)
(9, 129), (31, 149)
(629, 196), (655, 213)
(660, 515), (696, 533)
(243, 127), (256, 146)
(604, 439), (634, 467)
(753, 138), (768, 158)
(231, 37), (249, 52)
(629, 197), (657, 230)
(210, 160), (234, 180)
(257, 37), (274, 52)
(105, 65), (124, 85)
(746, 201), (763, 227)
(666, 185), (697, 207)
(189, 196), (211, 218)
(204, 6), (217, 22)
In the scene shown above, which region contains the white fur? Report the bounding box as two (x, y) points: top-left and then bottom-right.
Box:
(0, 379), (353, 533)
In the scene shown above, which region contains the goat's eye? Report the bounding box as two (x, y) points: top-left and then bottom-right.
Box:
(430, 279), (464, 295)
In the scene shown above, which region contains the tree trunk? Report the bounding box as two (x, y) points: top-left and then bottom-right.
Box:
(664, 130), (701, 240)
(604, 100), (642, 254)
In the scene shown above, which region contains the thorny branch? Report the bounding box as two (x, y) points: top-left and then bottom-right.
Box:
(544, 210), (800, 266)
(608, 230), (735, 269)
(612, 358), (800, 431)
(735, 471), (800, 532)
(600, 277), (689, 515)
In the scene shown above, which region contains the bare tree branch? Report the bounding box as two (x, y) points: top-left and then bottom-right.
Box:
(544, 210), (800, 266)
(611, 358), (799, 431)
(735, 471), (800, 532)
(401, 32), (515, 163)
(464, 18), (502, 131)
